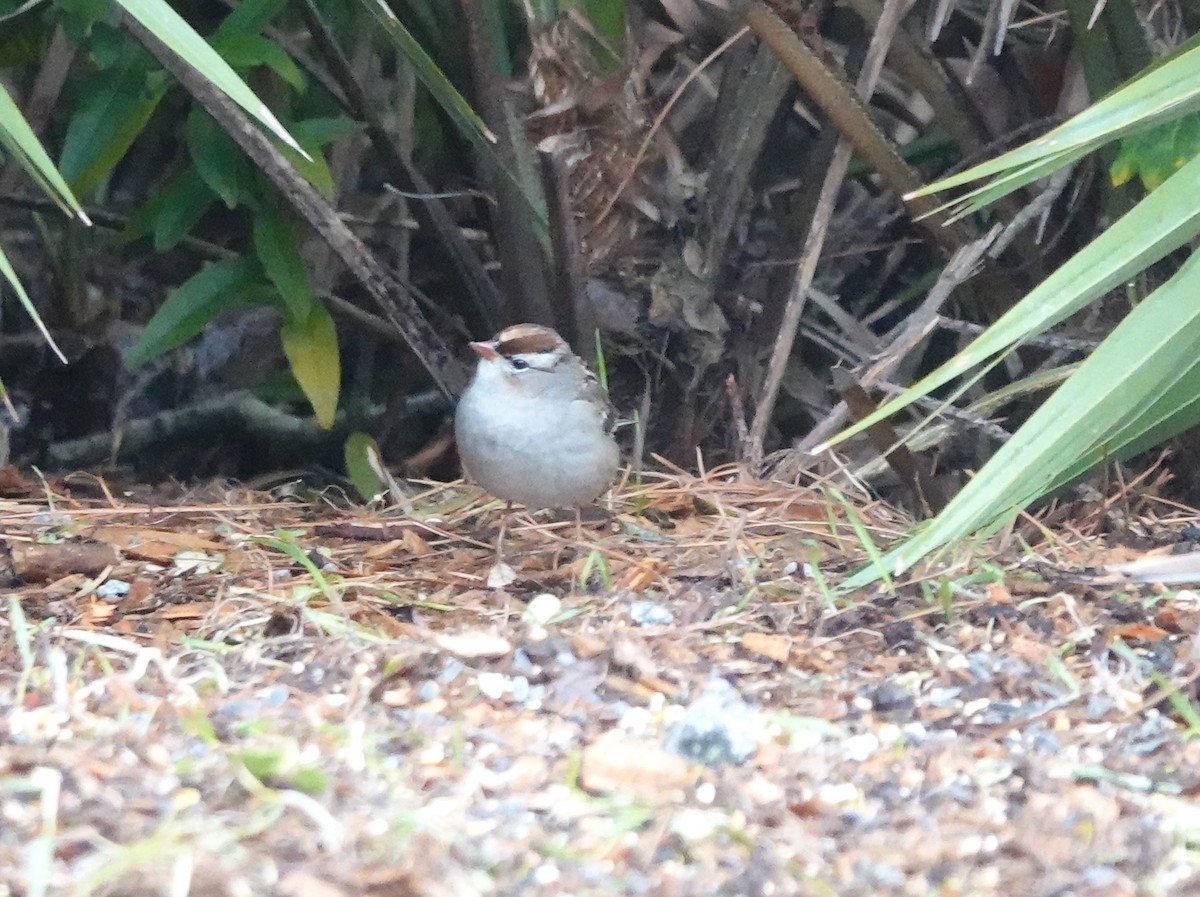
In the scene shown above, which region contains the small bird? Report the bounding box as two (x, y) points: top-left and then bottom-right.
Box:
(455, 323), (620, 514)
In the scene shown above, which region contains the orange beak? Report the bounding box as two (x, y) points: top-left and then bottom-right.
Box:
(469, 340), (500, 361)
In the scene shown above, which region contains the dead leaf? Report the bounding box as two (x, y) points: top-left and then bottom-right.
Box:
(1108, 623), (1170, 642)
(618, 558), (670, 591)
(741, 632), (793, 664)
(402, 528), (431, 555)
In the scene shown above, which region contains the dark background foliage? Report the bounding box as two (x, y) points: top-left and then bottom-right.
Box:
(0, 0), (1196, 515)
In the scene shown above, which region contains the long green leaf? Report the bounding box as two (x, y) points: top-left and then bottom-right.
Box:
(0, 83), (89, 224)
(935, 145), (1097, 223)
(356, 0), (495, 153)
(58, 59), (166, 195)
(356, 0), (548, 236)
(911, 44), (1200, 199)
(355, 0), (492, 143)
(252, 206), (319, 322)
(185, 108), (252, 209)
(114, 0), (307, 157)
(1047, 357), (1200, 490)
(150, 170), (217, 251)
(829, 149), (1200, 449)
(842, 247), (1200, 586)
(0, 244), (67, 364)
(125, 256), (260, 368)
(281, 303), (340, 428)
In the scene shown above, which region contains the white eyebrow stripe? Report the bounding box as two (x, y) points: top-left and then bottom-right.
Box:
(508, 351), (559, 371)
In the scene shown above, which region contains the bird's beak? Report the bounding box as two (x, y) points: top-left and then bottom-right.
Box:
(469, 340), (500, 361)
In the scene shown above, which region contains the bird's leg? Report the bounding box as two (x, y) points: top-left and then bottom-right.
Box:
(495, 501), (511, 563)
(549, 507), (582, 573)
(486, 502), (517, 588)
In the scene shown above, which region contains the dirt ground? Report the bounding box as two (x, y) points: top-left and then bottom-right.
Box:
(3, 466), (1200, 896)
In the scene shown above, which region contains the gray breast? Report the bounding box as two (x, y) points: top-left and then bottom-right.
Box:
(455, 385), (618, 508)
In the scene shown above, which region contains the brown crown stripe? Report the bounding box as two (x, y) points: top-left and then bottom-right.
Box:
(493, 324), (564, 356)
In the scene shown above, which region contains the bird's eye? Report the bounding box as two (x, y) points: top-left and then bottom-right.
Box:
(510, 358), (529, 370)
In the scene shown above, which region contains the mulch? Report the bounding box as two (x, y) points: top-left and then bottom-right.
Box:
(3, 464), (1200, 896)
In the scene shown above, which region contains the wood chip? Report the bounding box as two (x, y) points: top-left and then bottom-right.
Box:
(434, 630), (513, 659)
(579, 730), (693, 803)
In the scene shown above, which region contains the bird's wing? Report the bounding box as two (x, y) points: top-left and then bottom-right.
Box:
(579, 371), (617, 433)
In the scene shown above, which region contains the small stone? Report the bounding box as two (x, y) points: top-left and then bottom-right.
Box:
(95, 579), (130, 600)
(871, 681), (915, 715)
(524, 593), (562, 627)
(842, 732), (880, 761)
(881, 620), (919, 649)
(476, 672), (508, 700)
(510, 675), (531, 703)
(663, 677), (761, 767)
(670, 807), (729, 842)
(440, 658), (466, 682)
(531, 863), (560, 886)
(417, 681), (439, 702)
(629, 600), (674, 626)
(816, 782), (861, 807)
(487, 561), (517, 589)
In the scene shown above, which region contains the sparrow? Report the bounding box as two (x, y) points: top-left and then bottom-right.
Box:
(455, 323), (620, 511)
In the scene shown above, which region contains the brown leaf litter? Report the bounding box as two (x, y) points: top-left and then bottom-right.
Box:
(3, 465), (1200, 896)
